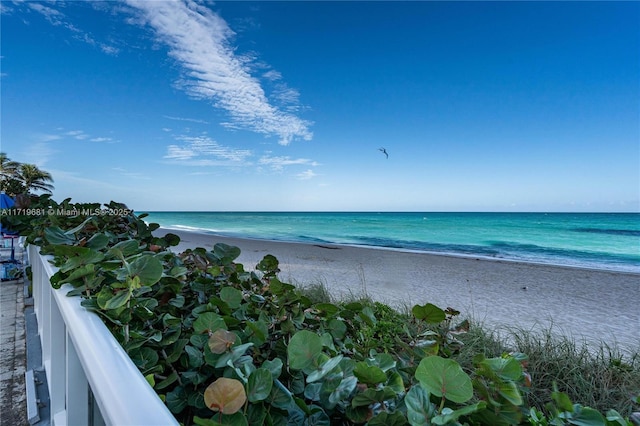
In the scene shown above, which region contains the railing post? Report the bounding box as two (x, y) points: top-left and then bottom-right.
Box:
(49, 297), (67, 425)
(65, 332), (89, 425)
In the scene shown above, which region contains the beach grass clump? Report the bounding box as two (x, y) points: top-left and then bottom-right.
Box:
(455, 324), (640, 417)
(8, 194), (640, 426)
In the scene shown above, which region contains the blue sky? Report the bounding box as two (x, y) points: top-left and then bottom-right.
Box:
(1, 1), (638, 212)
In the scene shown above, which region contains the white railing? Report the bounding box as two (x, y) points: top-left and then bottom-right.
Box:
(29, 245), (178, 426)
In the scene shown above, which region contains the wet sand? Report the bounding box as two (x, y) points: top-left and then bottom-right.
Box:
(159, 228), (640, 352)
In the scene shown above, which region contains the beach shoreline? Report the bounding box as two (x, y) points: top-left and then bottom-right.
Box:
(157, 228), (640, 352)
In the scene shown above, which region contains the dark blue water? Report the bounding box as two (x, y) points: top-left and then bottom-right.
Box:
(142, 212), (640, 273)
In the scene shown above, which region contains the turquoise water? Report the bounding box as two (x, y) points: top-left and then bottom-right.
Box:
(142, 212), (640, 273)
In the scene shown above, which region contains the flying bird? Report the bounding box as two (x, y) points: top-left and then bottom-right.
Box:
(378, 147), (388, 159)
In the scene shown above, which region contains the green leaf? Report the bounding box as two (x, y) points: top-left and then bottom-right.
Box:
(267, 379), (295, 411)
(315, 303), (341, 317)
(368, 411), (408, 426)
(415, 356), (473, 404)
(405, 385), (436, 426)
(307, 355), (343, 383)
(568, 406), (606, 426)
(481, 356), (523, 381)
(327, 319), (347, 340)
(220, 287), (243, 309)
(212, 243), (241, 263)
(373, 352), (397, 372)
(552, 390), (574, 412)
(247, 368), (273, 402)
(497, 381), (523, 406)
(156, 371), (178, 390)
(128, 255), (163, 286)
(386, 371), (405, 394)
(162, 233), (181, 247)
(86, 233), (110, 250)
(63, 217), (93, 235)
(432, 402), (486, 425)
(108, 240), (140, 258)
(351, 387), (397, 408)
(343, 302), (363, 312)
(358, 306), (377, 326)
(412, 303), (446, 324)
(328, 376), (357, 405)
(193, 312), (225, 334)
(166, 386), (188, 414)
(44, 226), (76, 245)
(129, 347), (159, 370)
(97, 287), (131, 310)
(262, 358), (283, 379)
(288, 330), (323, 371)
(353, 362), (387, 385)
(185, 344), (204, 368)
(61, 264), (97, 283)
(60, 249), (105, 273)
(245, 320), (269, 346)
(192, 416), (219, 426)
(256, 254), (279, 275)
(307, 410), (332, 426)
(605, 410), (627, 426)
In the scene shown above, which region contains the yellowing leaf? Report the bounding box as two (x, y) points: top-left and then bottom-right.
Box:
(204, 378), (247, 415)
(208, 329), (237, 354)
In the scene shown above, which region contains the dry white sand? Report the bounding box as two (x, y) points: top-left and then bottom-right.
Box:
(159, 228), (640, 352)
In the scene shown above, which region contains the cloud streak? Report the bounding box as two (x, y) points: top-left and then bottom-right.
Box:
(258, 155), (319, 171)
(126, 0), (312, 145)
(164, 135), (253, 166)
(26, 3), (120, 55)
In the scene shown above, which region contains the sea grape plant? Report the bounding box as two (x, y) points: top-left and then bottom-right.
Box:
(5, 195), (634, 426)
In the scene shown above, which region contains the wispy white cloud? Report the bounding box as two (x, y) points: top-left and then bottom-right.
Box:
(90, 137), (114, 143)
(25, 142), (57, 168)
(65, 130), (89, 140)
(258, 155), (319, 171)
(126, 0), (312, 145)
(24, 2), (120, 55)
(164, 115), (209, 125)
(164, 135), (252, 166)
(112, 167), (151, 180)
(0, 3), (14, 15)
(263, 70), (282, 82)
(296, 169), (317, 180)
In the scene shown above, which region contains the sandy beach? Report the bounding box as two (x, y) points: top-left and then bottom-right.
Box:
(158, 228), (640, 352)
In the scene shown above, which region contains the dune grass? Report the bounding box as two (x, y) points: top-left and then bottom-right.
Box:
(297, 281), (640, 417)
(458, 324), (640, 417)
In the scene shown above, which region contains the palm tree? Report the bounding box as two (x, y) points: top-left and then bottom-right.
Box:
(0, 152), (25, 196)
(0, 152), (20, 180)
(18, 164), (54, 195)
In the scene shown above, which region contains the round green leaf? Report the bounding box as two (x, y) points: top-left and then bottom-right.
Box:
(220, 286), (243, 309)
(307, 355), (344, 383)
(415, 356), (473, 404)
(86, 233), (110, 250)
(128, 255), (163, 286)
(405, 385), (436, 426)
(288, 330), (323, 370)
(327, 319), (347, 340)
(353, 362), (387, 386)
(193, 312), (225, 334)
(412, 303), (446, 323)
(247, 368), (273, 402)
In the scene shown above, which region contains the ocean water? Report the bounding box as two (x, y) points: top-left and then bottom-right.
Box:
(142, 212), (640, 273)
